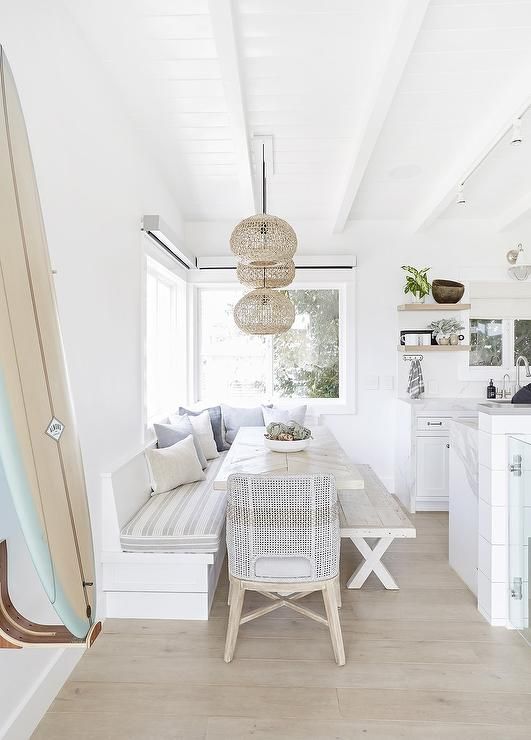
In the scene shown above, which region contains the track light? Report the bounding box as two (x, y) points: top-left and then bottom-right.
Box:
(511, 118), (523, 146)
(456, 183), (466, 205)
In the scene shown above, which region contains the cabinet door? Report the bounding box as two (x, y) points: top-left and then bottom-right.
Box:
(416, 436), (449, 499)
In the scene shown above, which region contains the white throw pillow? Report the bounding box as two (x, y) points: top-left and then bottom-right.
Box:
(185, 409), (219, 460)
(145, 435), (205, 495)
(262, 405), (307, 427)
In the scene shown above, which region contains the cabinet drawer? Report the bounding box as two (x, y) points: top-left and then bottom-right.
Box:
(416, 416), (450, 432)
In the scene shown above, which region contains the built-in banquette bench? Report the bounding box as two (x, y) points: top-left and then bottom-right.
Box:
(101, 445), (227, 620)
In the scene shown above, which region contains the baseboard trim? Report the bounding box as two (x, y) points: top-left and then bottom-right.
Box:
(416, 499), (449, 512)
(2, 646), (84, 740)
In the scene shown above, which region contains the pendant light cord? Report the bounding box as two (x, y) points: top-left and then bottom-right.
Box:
(262, 143), (267, 214)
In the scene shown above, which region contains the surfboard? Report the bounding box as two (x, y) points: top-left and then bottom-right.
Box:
(0, 46), (95, 640)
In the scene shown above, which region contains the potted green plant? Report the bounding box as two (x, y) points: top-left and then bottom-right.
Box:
(427, 318), (465, 345)
(401, 265), (431, 303)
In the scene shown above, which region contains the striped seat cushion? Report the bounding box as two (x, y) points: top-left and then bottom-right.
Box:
(120, 454), (227, 554)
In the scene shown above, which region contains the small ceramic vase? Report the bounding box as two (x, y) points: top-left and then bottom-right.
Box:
(449, 334), (459, 346)
(437, 334), (450, 345)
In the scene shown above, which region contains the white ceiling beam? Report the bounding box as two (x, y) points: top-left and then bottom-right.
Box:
(412, 88), (531, 231)
(208, 0), (257, 213)
(496, 191), (531, 232)
(332, 0), (429, 233)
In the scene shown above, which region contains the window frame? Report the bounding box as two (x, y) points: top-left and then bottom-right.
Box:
(463, 314), (531, 380)
(189, 270), (356, 415)
(141, 243), (188, 436)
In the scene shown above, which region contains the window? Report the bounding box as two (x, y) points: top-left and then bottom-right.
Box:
(469, 317), (531, 371)
(144, 257), (186, 423)
(197, 287), (342, 404)
(469, 319), (503, 366)
(515, 319), (531, 363)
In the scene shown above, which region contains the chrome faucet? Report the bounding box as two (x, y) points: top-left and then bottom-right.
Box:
(502, 373), (512, 398)
(516, 355), (531, 389)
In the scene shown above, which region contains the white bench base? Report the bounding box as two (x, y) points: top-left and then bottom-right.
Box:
(339, 465), (416, 591)
(102, 540), (226, 620)
(346, 536), (399, 590)
(101, 444), (227, 622)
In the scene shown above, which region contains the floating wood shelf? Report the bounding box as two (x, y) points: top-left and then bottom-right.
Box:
(397, 303), (471, 311)
(398, 345), (470, 352)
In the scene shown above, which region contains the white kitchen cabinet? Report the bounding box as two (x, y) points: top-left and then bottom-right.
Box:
(395, 398), (480, 513)
(415, 435), (449, 502)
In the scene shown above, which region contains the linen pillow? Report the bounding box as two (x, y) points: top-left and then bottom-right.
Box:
(153, 420), (207, 469)
(171, 409), (219, 460)
(145, 435), (205, 495)
(262, 405), (307, 427)
(178, 405), (228, 452)
(221, 404), (265, 445)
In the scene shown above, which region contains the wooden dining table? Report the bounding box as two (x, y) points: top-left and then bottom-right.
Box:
(213, 426), (365, 491)
(214, 427), (416, 590)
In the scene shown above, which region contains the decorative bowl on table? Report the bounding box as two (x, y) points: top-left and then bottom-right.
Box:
(264, 421), (312, 454)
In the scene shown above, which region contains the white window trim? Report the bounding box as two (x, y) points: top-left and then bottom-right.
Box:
(460, 315), (531, 382)
(189, 270), (356, 415)
(141, 237), (189, 437)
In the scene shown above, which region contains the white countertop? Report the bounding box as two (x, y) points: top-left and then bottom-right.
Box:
(398, 397), (484, 413)
(478, 402), (531, 415)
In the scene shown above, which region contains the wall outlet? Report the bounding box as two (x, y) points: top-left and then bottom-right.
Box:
(381, 375), (394, 390)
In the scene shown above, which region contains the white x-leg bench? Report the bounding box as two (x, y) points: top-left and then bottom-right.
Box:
(338, 466), (416, 590)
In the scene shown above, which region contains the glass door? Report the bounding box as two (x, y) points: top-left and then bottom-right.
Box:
(508, 435), (531, 644)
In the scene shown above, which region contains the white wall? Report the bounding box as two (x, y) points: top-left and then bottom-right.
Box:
(186, 218), (521, 490)
(0, 1), (182, 737)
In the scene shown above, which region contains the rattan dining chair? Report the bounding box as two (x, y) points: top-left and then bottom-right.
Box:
(224, 473), (345, 665)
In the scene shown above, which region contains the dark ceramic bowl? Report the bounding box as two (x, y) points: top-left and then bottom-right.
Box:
(432, 279), (465, 304)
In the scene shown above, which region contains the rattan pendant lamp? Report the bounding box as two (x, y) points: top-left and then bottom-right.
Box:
(232, 143), (296, 335)
(234, 286), (295, 335)
(230, 145), (297, 267)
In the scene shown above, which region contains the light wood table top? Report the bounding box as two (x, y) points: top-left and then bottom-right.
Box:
(338, 465), (415, 539)
(213, 426), (365, 491)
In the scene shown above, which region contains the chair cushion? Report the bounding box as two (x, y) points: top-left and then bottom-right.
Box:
(254, 555), (312, 579)
(120, 454), (226, 553)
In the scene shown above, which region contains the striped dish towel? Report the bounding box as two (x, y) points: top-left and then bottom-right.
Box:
(407, 359), (424, 399)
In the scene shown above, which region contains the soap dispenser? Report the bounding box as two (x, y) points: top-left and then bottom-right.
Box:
(487, 379), (496, 399)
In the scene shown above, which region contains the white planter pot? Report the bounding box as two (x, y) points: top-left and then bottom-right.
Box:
(264, 438), (310, 453)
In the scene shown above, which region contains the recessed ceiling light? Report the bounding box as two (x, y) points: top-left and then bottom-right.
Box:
(388, 164), (422, 180)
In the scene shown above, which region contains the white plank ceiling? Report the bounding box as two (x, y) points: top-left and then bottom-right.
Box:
(67, 0), (531, 230)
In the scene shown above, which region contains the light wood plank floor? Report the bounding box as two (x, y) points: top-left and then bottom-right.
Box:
(33, 513), (531, 739)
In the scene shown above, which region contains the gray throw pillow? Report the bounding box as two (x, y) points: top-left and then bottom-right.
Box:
(154, 421), (207, 469)
(221, 404), (265, 445)
(178, 405), (229, 452)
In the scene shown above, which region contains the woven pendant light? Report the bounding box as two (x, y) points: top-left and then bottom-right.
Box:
(236, 259), (295, 289)
(234, 288), (295, 335)
(230, 215), (297, 267)
(230, 142), (297, 267)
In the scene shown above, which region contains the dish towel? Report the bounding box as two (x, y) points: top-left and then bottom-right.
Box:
(407, 359), (424, 399)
